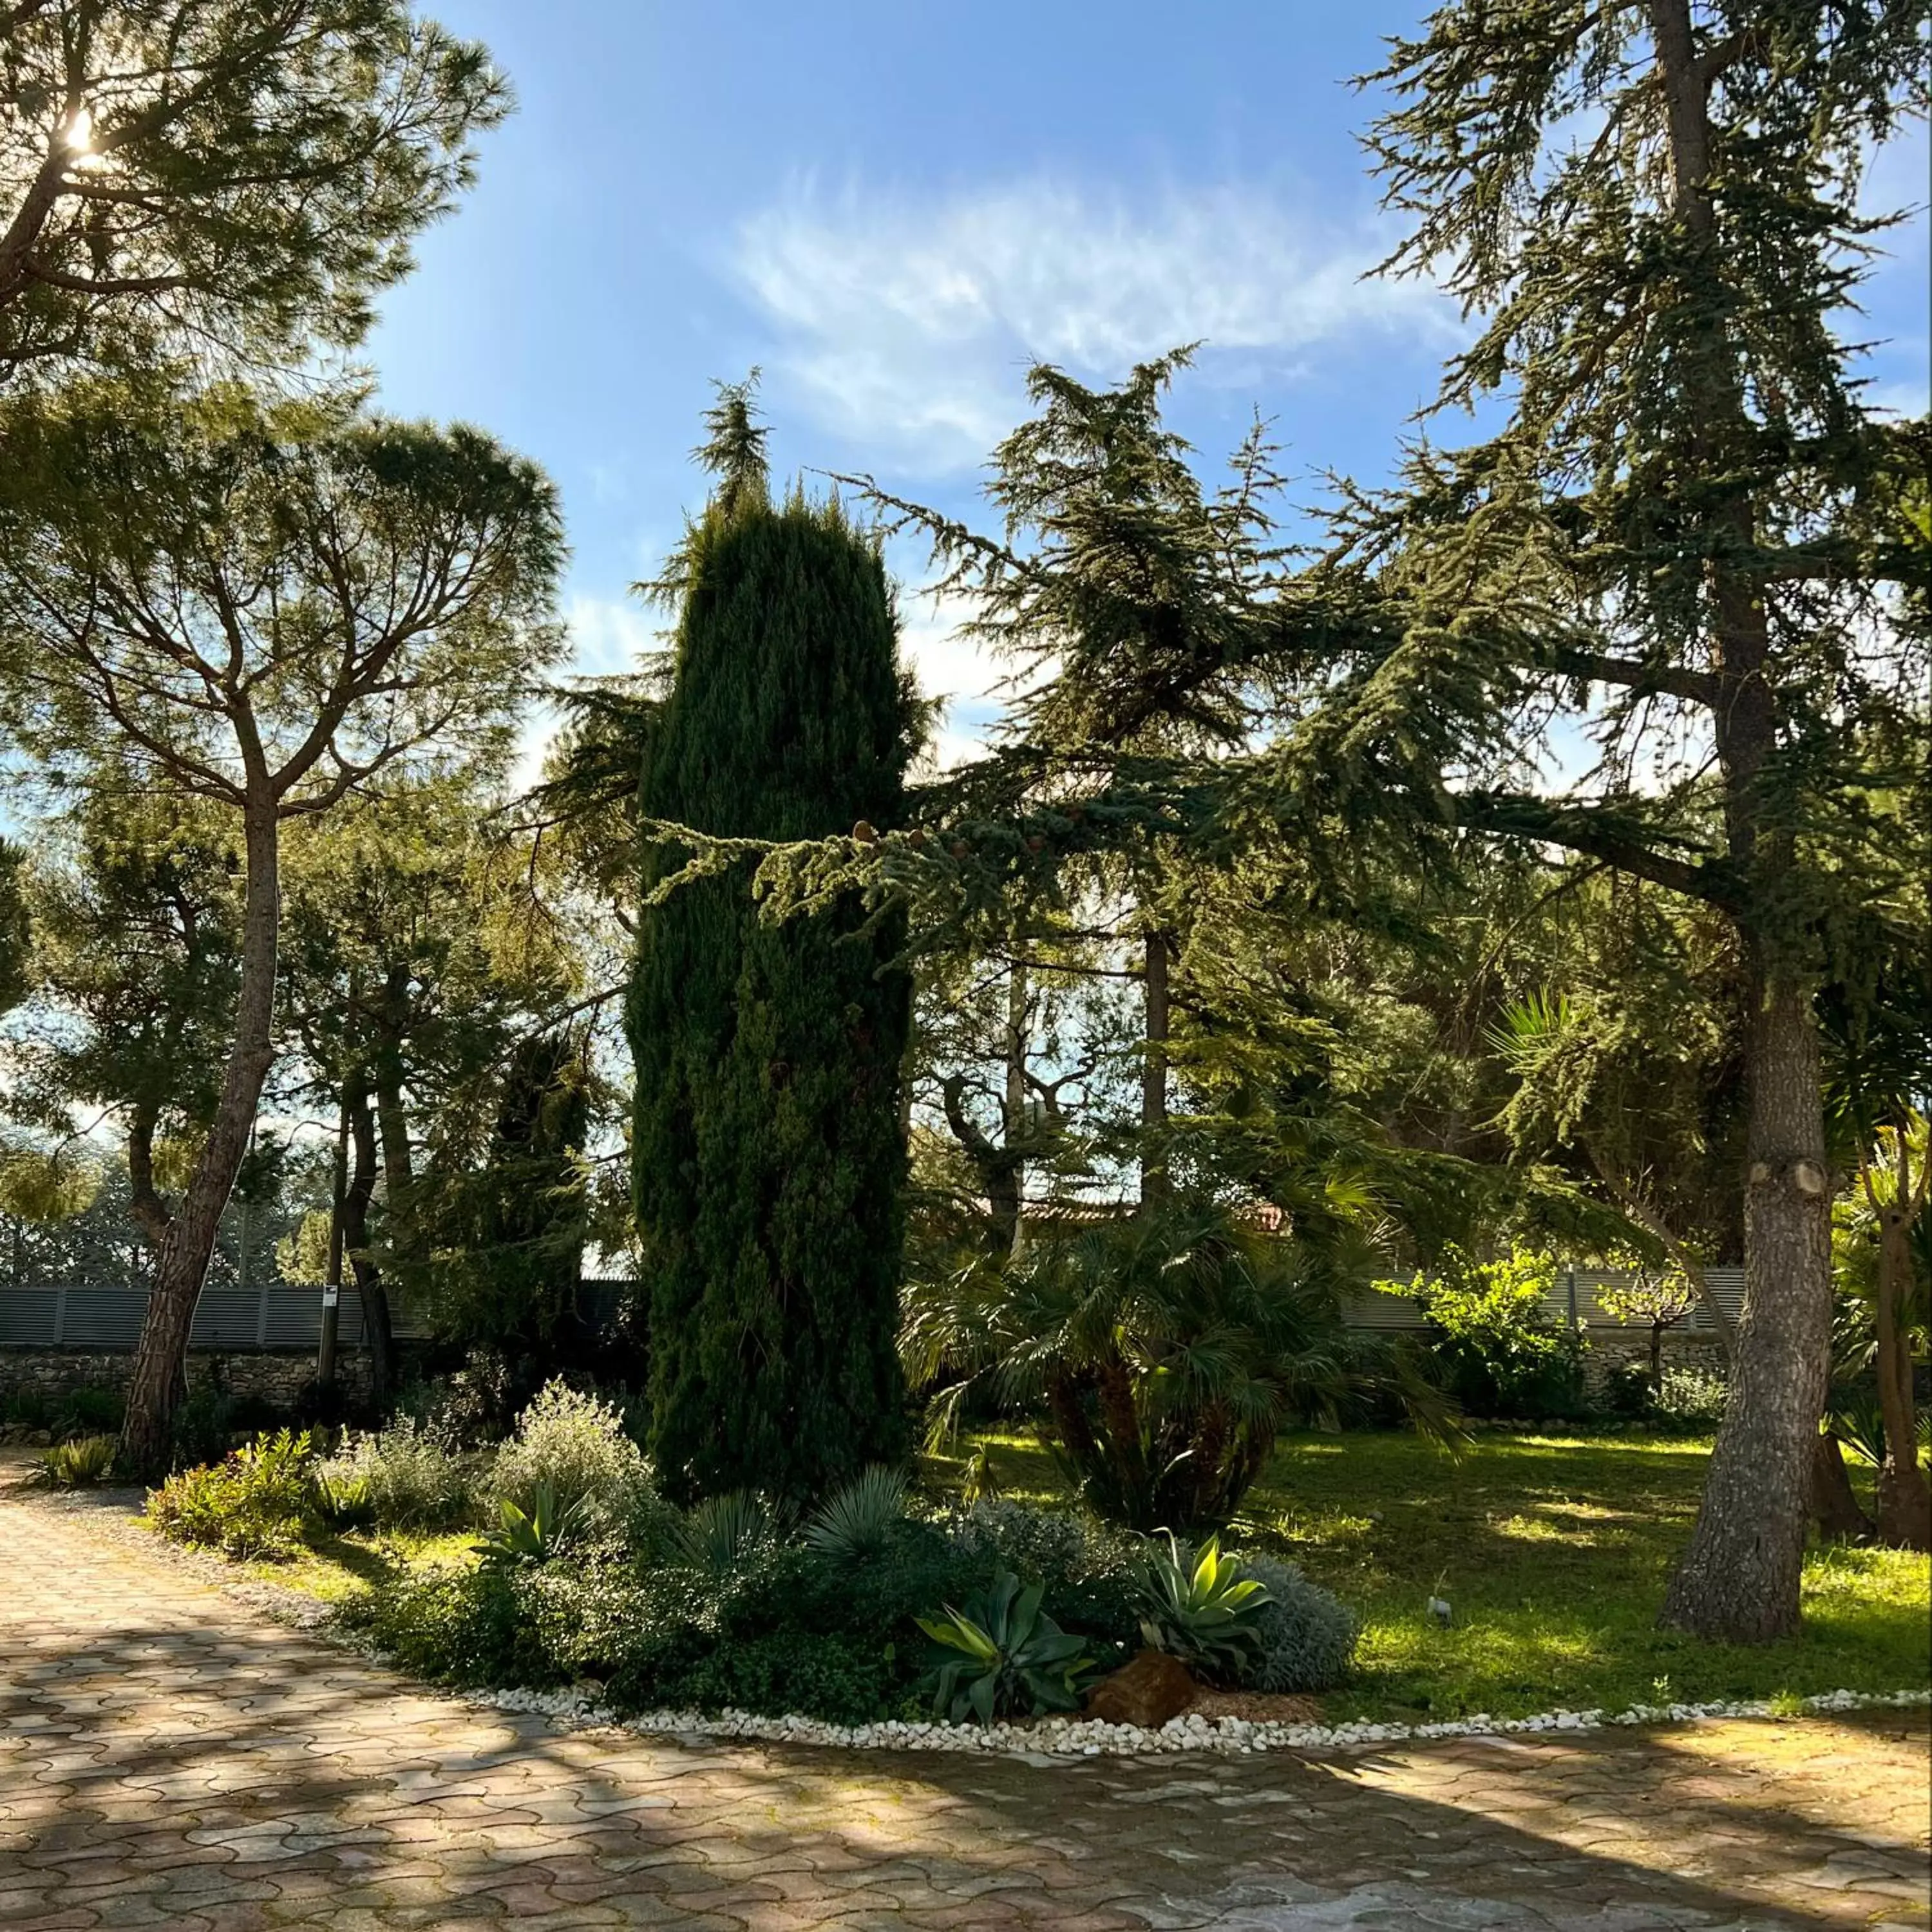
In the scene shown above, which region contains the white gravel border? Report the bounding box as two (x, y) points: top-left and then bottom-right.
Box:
(467, 1682), (1932, 1761)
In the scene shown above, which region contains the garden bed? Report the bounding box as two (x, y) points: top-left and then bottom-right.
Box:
(111, 1393), (1931, 1748)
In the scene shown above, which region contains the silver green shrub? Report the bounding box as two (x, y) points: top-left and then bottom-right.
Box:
(1229, 1553), (1358, 1692)
(317, 1415), (473, 1529)
(488, 1379), (654, 1531)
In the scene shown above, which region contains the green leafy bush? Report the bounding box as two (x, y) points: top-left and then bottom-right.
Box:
(918, 1569), (1097, 1723)
(1228, 1554), (1358, 1692)
(942, 1499), (1141, 1645)
(1652, 1365), (1727, 1426)
(345, 1562), (566, 1689)
(53, 1385), (125, 1439)
(1130, 1533), (1271, 1682)
(488, 1380), (653, 1531)
(1403, 1249), (1589, 1419)
(146, 1430), (316, 1560)
(38, 1434), (117, 1487)
(316, 1417), (474, 1529)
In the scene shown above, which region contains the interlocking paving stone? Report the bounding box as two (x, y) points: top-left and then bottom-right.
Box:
(2, 1464), (1927, 1930)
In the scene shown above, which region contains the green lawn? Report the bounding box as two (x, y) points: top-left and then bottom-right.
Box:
(936, 1427), (1932, 1725)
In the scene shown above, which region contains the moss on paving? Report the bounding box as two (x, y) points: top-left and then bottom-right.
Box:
(935, 1427), (1932, 1725)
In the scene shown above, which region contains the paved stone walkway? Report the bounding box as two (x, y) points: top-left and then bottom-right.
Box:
(1, 1481), (1927, 1931)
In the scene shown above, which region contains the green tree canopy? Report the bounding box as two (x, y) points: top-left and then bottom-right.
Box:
(0, 0), (504, 383)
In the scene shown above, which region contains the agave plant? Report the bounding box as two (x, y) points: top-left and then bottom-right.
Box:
(475, 1483), (586, 1564)
(1130, 1531), (1271, 1682)
(802, 1464), (908, 1563)
(916, 1568), (1096, 1724)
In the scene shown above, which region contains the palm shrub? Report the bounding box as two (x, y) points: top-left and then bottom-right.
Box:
(907, 1203), (1452, 1532)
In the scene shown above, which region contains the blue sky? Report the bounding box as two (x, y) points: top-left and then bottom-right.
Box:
(366, 2), (1931, 770)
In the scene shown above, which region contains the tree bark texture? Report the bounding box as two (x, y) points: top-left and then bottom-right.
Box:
(1647, 0), (1837, 1642)
(1661, 970), (1834, 1638)
(1810, 1432), (1875, 1545)
(1140, 927), (1171, 1211)
(118, 802), (281, 1478)
(343, 1078), (395, 1409)
(1871, 1146), (1931, 1549)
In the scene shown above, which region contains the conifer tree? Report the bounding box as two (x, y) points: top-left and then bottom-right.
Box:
(629, 380), (920, 1503)
(1317, 1), (1929, 1638)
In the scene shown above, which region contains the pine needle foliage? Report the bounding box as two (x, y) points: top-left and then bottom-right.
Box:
(629, 381), (923, 1504)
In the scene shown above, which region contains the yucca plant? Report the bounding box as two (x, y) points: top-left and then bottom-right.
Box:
(802, 1464), (908, 1563)
(667, 1490), (789, 1582)
(310, 1469), (377, 1532)
(917, 1568), (1096, 1724)
(1131, 1531), (1271, 1683)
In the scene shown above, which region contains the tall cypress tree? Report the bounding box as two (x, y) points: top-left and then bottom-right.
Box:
(629, 381), (919, 1503)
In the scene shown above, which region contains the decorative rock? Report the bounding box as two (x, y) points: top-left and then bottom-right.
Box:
(1083, 1649), (1198, 1728)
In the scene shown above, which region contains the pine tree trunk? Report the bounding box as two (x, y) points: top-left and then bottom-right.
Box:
(1872, 1157), (1931, 1549)
(1003, 961), (1029, 1260)
(1140, 927), (1171, 1211)
(343, 1078), (395, 1409)
(119, 801), (281, 1479)
(1811, 1432), (1875, 1544)
(1660, 969), (1833, 1639)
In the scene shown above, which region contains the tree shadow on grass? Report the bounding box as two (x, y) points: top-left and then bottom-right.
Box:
(4, 1499), (1927, 1930)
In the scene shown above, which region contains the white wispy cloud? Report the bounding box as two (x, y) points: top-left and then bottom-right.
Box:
(732, 177), (1453, 471)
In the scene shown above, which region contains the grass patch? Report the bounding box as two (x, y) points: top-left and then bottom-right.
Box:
(231, 1529), (478, 1602)
(934, 1426), (1932, 1725)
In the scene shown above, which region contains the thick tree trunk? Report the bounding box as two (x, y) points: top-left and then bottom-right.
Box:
(1660, 969), (1833, 1639)
(342, 1077), (395, 1409)
(1810, 1432), (1875, 1544)
(118, 801), (281, 1479)
(1871, 1148), (1931, 1549)
(1140, 927), (1171, 1211)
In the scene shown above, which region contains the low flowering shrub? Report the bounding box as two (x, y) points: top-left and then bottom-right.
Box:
(315, 1416), (474, 1529)
(146, 1429), (316, 1560)
(487, 1380), (656, 1533)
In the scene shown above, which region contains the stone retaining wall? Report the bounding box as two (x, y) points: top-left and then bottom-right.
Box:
(0, 1346), (377, 1413)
